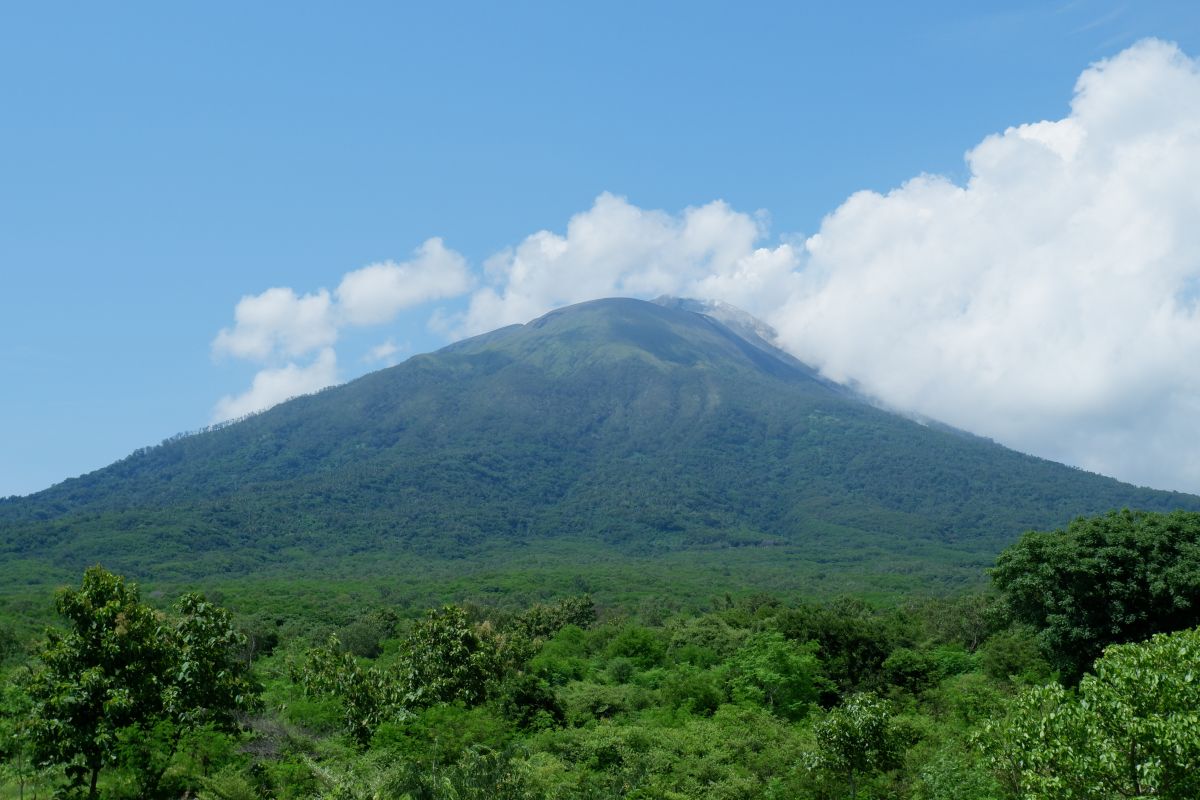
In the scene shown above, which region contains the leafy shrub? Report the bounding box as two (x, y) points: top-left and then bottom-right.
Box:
(606, 625), (666, 670)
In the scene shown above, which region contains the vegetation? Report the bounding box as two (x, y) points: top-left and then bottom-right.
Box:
(992, 508), (1200, 682)
(4, 303), (1200, 797)
(3, 509), (1200, 798)
(977, 627), (1200, 799)
(20, 567), (256, 798)
(3, 300), (1196, 600)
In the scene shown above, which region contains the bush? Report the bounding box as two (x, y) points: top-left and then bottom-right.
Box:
(606, 625), (666, 670)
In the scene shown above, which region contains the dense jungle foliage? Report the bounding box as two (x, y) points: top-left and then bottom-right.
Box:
(3, 509), (1199, 799)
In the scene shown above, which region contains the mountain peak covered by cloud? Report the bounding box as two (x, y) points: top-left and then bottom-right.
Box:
(774, 37), (1200, 491)
(210, 38), (1200, 493)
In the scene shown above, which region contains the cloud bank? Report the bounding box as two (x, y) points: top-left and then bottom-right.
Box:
(213, 347), (338, 422)
(210, 239), (471, 421)
(213, 288), (336, 361)
(773, 38), (1200, 491)
(336, 238), (471, 326)
(211, 39), (1200, 493)
(452, 194), (800, 336)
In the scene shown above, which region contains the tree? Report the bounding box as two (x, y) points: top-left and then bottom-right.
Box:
(975, 683), (1085, 799)
(25, 566), (257, 799)
(727, 632), (824, 720)
(399, 605), (500, 708)
(809, 692), (904, 799)
(978, 626), (1200, 799)
(131, 593), (258, 796)
(992, 509), (1200, 682)
(978, 625), (1051, 684)
(0, 620), (21, 664)
(772, 599), (901, 693)
(294, 636), (403, 746)
(1, 668), (48, 800)
(295, 605), (508, 746)
(510, 595), (596, 641)
(1079, 627), (1200, 798)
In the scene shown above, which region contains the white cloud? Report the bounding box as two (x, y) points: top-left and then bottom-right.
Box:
(206, 38), (1200, 493)
(336, 238), (473, 326)
(213, 239), (470, 367)
(364, 338), (405, 366)
(443, 38), (1200, 492)
(212, 287), (336, 361)
(212, 348), (338, 422)
(211, 240), (470, 416)
(769, 38), (1200, 492)
(454, 192), (800, 335)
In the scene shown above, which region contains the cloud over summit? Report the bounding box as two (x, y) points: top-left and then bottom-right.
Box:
(773, 38), (1200, 490)
(210, 38), (1200, 492)
(453, 192), (798, 337)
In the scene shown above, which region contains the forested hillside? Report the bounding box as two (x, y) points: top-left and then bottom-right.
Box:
(2, 299), (1196, 597)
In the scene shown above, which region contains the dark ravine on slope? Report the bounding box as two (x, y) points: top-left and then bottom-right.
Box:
(2, 297), (1197, 592)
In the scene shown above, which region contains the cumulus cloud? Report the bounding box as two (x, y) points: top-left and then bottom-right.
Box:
(211, 238), (470, 418)
(364, 339), (405, 366)
(454, 193), (800, 336)
(764, 38), (1200, 491)
(213, 239), (470, 366)
(336, 238), (473, 326)
(212, 288), (336, 361)
(212, 348), (338, 422)
(441, 38), (1200, 491)
(208, 38), (1200, 492)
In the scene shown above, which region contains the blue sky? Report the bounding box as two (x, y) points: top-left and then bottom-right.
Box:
(3, 1), (1200, 497)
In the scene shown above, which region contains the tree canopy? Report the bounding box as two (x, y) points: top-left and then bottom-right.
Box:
(979, 626), (1200, 799)
(991, 509), (1200, 681)
(25, 566), (256, 799)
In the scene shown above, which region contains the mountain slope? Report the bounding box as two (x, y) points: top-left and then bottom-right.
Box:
(2, 297), (1197, 593)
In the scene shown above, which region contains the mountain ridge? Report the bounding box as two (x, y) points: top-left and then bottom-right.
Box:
(2, 297), (1197, 595)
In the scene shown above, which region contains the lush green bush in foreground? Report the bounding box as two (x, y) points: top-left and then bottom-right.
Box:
(4, 510), (1200, 799)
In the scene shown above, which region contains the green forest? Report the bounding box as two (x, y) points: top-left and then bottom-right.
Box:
(5, 299), (1196, 596)
(3, 509), (1199, 800)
